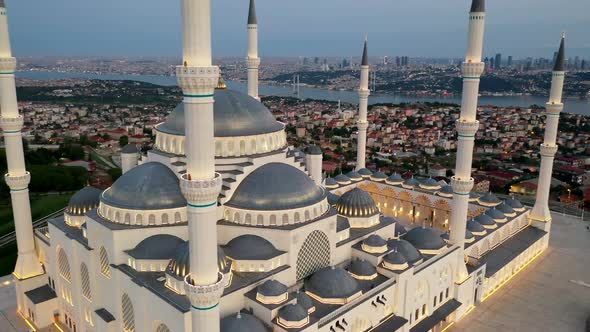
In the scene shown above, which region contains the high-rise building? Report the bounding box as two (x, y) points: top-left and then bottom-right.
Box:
(495, 53), (502, 69)
(507, 55), (513, 67)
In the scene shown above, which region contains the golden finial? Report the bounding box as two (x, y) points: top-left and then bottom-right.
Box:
(216, 70), (227, 89)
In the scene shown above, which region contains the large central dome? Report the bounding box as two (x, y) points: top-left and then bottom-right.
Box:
(158, 89), (283, 138)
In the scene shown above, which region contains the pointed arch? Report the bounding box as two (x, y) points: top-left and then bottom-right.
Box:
(296, 230), (330, 280)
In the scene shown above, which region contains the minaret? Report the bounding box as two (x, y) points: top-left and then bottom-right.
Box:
(449, 0), (486, 281)
(529, 34), (566, 230)
(246, 0), (260, 100)
(177, 0), (225, 331)
(0, 1), (44, 280)
(356, 37), (370, 171)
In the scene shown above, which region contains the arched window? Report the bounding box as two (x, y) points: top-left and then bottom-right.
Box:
(155, 323), (172, 332)
(245, 214), (252, 225)
(99, 247), (111, 278)
(58, 248), (71, 281)
(124, 213), (131, 224)
(294, 212), (300, 223)
(136, 214), (143, 225)
(270, 215), (277, 226)
(257, 215), (264, 226)
(174, 212), (181, 223)
(80, 263), (91, 300)
(122, 293), (135, 332)
(304, 210), (311, 221)
(282, 214), (289, 225)
(149, 214), (156, 225)
(162, 214), (169, 224)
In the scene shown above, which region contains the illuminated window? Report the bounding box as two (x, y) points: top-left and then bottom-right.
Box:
(121, 293), (135, 332)
(80, 263), (91, 300)
(58, 248), (71, 281)
(99, 247), (111, 278)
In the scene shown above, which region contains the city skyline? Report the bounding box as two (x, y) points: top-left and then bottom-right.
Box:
(6, 0), (590, 58)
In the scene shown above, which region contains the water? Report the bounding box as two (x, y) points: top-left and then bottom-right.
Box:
(16, 71), (590, 115)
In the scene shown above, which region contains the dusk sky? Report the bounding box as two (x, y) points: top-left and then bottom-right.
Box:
(6, 0), (590, 59)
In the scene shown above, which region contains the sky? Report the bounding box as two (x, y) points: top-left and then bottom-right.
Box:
(6, 0), (590, 59)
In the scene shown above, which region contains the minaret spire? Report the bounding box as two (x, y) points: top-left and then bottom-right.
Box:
(449, 0), (486, 282)
(530, 34), (566, 230)
(0, 0), (44, 283)
(246, 0), (260, 100)
(177, 0), (225, 331)
(356, 37), (370, 170)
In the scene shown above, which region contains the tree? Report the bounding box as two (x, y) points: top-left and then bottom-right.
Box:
(119, 135), (129, 147)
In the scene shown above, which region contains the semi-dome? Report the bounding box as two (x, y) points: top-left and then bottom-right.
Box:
(306, 267), (360, 300)
(357, 168), (373, 178)
(126, 234), (184, 260)
(346, 171), (363, 182)
(387, 239), (422, 264)
(348, 260), (377, 279)
(404, 227), (446, 252)
(327, 192), (341, 206)
(221, 312), (269, 332)
(336, 188), (379, 217)
(485, 208), (507, 221)
(101, 162), (186, 210)
(224, 235), (282, 260)
(334, 174), (352, 185)
(158, 89), (283, 138)
(324, 177), (339, 189)
(167, 242), (229, 280)
(505, 197), (525, 211)
(437, 185), (454, 198)
(226, 163), (326, 211)
(257, 279), (288, 297)
(370, 171), (388, 182)
(402, 177), (420, 189)
(475, 213), (497, 229)
(386, 173), (404, 185)
(466, 219), (486, 236)
(479, 192), (501, 206)
(420, 178), (441, 190)
(66, 186), (102, 216)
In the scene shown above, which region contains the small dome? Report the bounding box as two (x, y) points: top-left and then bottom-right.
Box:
(363, 234), (387, 248)
(257, 279), (287, 297)
(479, 192), (501, 206)
(336, 188), (379, 218)
(325, 177), (339, 188)
(167, 242), (228, 280)
(505, 197), (524, 210)
(295, 291), (314, 312)
(127, 234), (184, 259)
(305, 267), (360, 300)
(383, 250), (408, 265)
(348, 260), (377, 278)
(278, 303), (308, 322)
(67, 186), (102, 216)
(475, 213), (496, 227)
(224, 235), (282, 260)
(387, 239), (422, 263)
(404, 227), (446, 252)
(370, 171), (388, 182)
(334, 174), (351, 185)
(346, 171), (363, 181)
(469, 192), (482, 202)
(437, 185), (454, 197)
(221, 312), (269, 332)
(402, 177), (420, 189)
(121, 144), (139, 154)
(327, 192), (341, 206)
(159, 89), (283, 138)
(465, 229), (474, 240)
(485, 208), (506, 221)
(226, 163), (326, 211)
(466, 219), (486, 234)
(420, 178), (441, 190)
(101, 162), (186, 210)
(386, 173), (404, 185)
(496, 202), (516, 216)
(357, 168), (373, 177)
(306, 145), (322, 155)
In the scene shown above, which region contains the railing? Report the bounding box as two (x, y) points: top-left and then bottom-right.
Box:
(0, 208), (65, 248)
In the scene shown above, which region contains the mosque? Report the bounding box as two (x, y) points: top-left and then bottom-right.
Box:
(0, 0), (567, 331)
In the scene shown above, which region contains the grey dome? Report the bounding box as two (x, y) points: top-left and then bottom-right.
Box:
(121, 144), (139, 154)
(257, 279), (287, 297)
(158, 89), (283, 138)
(346, 171), (362, 181)
(383, 250), (407, 265)
(404, 227), (446, 251)
(325, 177), (339, 187)
(224, 235), (282, 260)
(306, 267), (360, 300)
(505, 198), (524, 210)
(469, 192), (482, 200)
(227, 163), (325, 211)
(387, 239), (422, 263)
(358, 168), (373, 177)
(363, 234), (387, 248)
(349, 260), (376, 277)
(336, 188), (379, 217)
(127, 234), (184, 259)
(167, 242), (228, 280)
(334, 174), (351, 184)
(496, 202), (515, 215)
(295, 292), (314, 311)
(278, 304), (307, 322)
(67, 186), (102, 216)
(420, 178), (441, 189)
(306, 145), (322, 155)
(479, 192), (501, 205)
(221, 313), (268, 332)
(475, 213), (496, 227)
(403, 177), (420, 188)
(485, 208), (506, 220)
(441, 230), (473, 241)
(101, 162), (186, 210)
(466, 219), (486, 234)
(327, 192), (341, 206)
(438, 185), (454, 196)
(386, 173), (404, 184)
(370, 171), (387, 181)
(470, 0), (485, 13)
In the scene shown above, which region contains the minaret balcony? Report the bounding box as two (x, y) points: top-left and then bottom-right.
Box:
(176, 65), (219, 96)
(246, 57), (260, 68)
(358, 89), (370, 98)
(184, 272), (227, 309)
(5, 172), (31, 189)
(545, 102), (563, 114)
(180, 172), (222, 205)
(455, 120), (480, 137)
(540, 144), (558, 156)
(451, 176), (474, 194)
(0, 57), (16, 73)
(461, 61), (484, 78)
(357, 121), (369, 130)
(0, 115), (23, 132)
